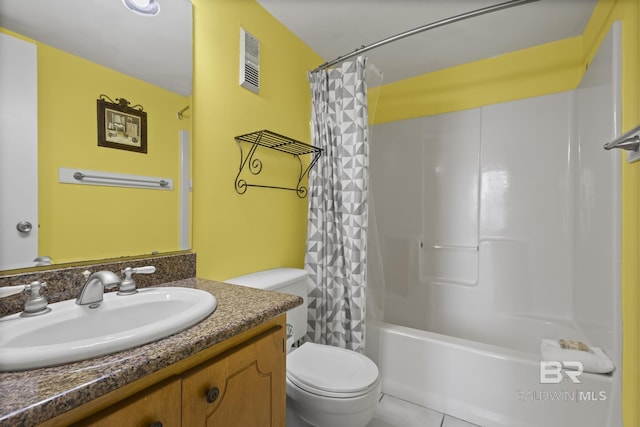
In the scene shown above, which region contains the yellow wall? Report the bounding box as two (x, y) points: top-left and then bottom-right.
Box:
(0, 29), (191, 265)
(191, 0), (323, 280)
(603, 2), (640, 425)
(372, 0), (639, 424)
(374, 36), (583, 123)
(585, 2), (640, 424)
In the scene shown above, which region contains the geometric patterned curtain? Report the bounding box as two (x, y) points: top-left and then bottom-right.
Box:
(305, 56), (369, 353)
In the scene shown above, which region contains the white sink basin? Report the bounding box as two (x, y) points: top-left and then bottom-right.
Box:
(0, 287), (217, 371)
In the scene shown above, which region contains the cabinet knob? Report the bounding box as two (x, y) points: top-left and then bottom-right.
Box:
(148, 422), (163, 427)
(205, 386), (220, 403)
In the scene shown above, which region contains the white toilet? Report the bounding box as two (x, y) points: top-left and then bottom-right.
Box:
(225, 268), (381, 427)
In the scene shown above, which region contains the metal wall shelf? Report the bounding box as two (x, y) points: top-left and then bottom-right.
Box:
(234, 130), (322, 198)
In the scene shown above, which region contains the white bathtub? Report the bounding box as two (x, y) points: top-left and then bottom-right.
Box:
(365, 321), (620, 427)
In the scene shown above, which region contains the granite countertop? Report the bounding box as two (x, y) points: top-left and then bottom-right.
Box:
(0, 278), (302, 427)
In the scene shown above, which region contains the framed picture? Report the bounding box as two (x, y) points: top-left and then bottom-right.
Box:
(97, 96), (147, 153)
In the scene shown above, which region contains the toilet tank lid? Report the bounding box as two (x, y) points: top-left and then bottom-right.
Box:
(224, 268), (308, 290)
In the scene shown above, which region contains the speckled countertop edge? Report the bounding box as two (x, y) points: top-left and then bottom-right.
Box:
(0, 278), (302, 427)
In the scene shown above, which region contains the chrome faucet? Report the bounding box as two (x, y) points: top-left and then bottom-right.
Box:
(76, 271), (121, 305)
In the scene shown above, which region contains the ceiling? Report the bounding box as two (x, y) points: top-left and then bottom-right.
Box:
(257, 0), (598, 85)
(0, 0), (597, 94)
(0, 0), (192, 96)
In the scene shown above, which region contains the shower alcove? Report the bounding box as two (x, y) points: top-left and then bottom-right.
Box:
(365, 22), (622, 427)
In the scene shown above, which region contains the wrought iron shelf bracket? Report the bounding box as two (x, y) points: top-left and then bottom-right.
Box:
(234, 130), (322, 198)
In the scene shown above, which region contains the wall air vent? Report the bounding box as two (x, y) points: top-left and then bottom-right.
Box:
(240, 28), (260, 94)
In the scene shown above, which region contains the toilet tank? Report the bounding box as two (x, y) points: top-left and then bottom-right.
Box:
(225, 268), (308, 343)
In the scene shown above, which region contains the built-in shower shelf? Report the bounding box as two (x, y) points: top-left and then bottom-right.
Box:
(234, 130), (322, 198)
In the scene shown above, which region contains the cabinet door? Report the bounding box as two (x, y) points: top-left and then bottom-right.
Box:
(182, 325), (286, 427)
(74, 378), (181, 427)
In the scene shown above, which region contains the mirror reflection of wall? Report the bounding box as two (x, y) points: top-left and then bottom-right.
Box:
(0, 0), (193, 272)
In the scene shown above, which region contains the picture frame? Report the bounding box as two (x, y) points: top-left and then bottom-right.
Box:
(97, 95), (147, 153)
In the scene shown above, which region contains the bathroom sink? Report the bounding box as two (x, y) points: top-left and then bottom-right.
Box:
(0, 287), (217, 371)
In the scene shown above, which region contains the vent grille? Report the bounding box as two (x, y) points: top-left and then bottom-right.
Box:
(240, 28), (260, 94)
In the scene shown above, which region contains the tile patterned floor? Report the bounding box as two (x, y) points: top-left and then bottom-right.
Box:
(368, 394), (481, 427)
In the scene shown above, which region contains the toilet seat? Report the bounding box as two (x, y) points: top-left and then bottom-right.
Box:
(287, 342), (379, 398)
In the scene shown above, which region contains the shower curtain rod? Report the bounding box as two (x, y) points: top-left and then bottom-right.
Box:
(311, 0), (540, 73)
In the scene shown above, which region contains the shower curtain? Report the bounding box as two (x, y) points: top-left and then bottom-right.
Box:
(305, 56), (369, 352)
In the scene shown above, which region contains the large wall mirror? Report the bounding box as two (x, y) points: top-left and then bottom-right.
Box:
(0, 0), (193, 273)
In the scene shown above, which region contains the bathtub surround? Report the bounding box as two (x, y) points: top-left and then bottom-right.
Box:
(367, 3), (638, 422)
(366, 23), (621, 427)
(305, 56), (370, 352)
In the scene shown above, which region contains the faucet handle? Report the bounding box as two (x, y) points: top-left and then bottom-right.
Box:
(21, 281), (51, 317)
(119, 266), (156, 295)
(131, 266), (156, 275)
(0, 282), (51, 316)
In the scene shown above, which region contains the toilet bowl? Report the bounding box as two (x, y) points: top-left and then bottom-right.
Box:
(225, 268), (381, 427)
(286, 342), (381, 427)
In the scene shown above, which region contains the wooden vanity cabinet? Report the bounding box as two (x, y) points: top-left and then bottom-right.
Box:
(53, 316), (286, 427)
(73, 378), (182, 427)
(182, 323), (286, 426)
